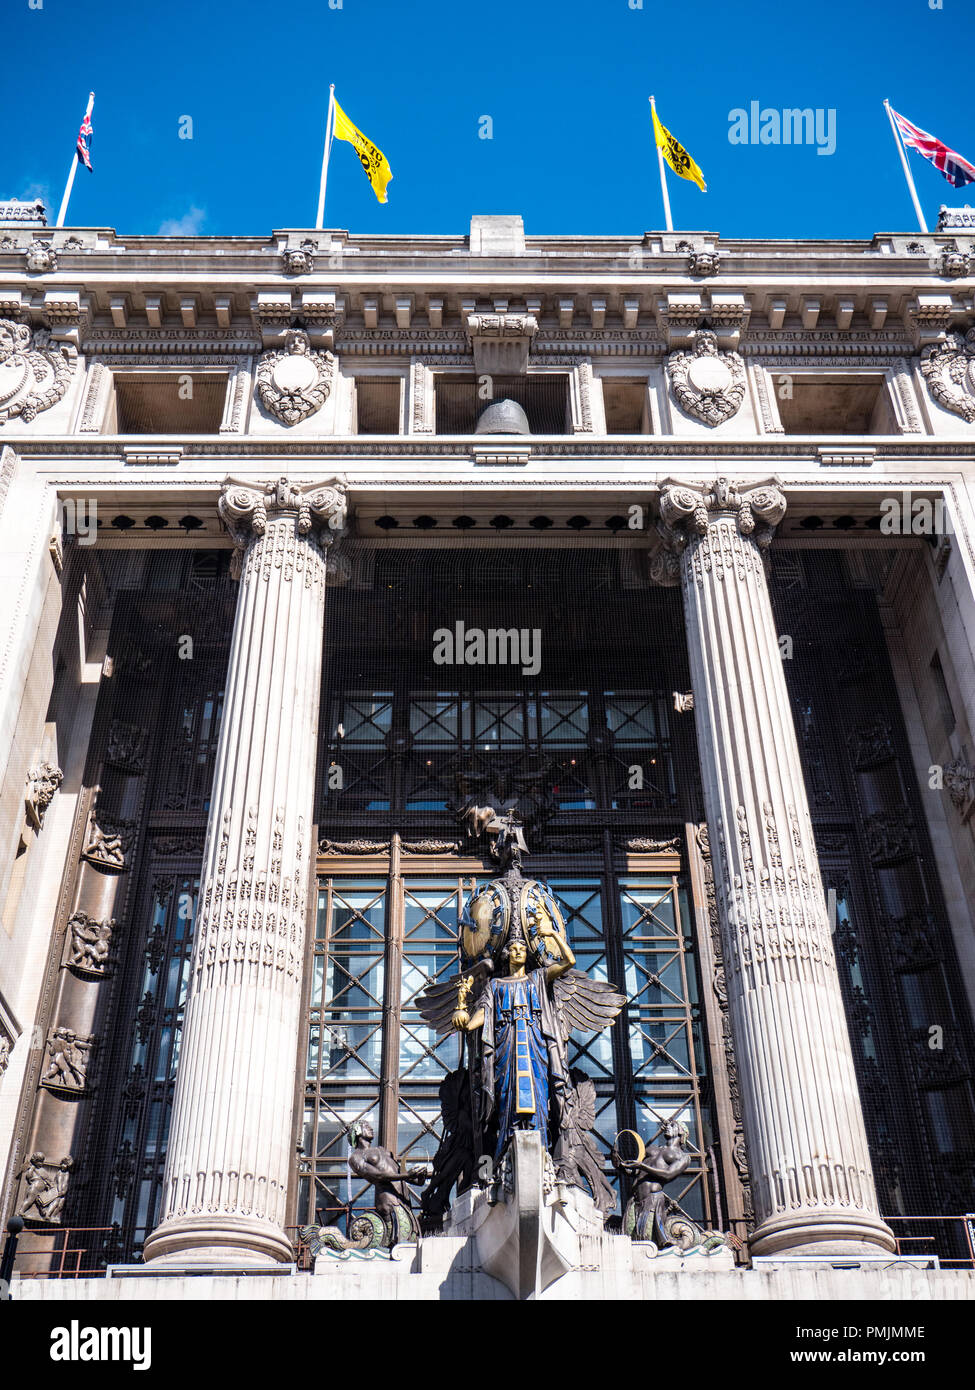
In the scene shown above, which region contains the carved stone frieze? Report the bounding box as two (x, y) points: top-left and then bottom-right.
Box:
(82, 811), (136, 870)
(626, 836), (681, 852)
(0, 197), (46, 224)
(847, 720), (895, 770)
(401, 839), (463, 854)
(256, 328), (335, 425)
(24, 761), (63, 831)
(41, 1027), (95, 1093)
(889, 358), (923, 433)
(863, 808), (915, 866)
(220, 360), (250, 434)
(945, 757), (975, 818)
(106, 719), (149, 773)
(152, 833), (206, 855)
(889, 907), (941, 971)
(920, 329), (975, 423)
(66, 911), (116, 976)
(667, 329), (745, 426)
(912, 1033), (968, 1086)
(0, 317), (75, 423)
(82, 326), (262, 355)
(650, 475), (786, 588)
(79, 361), (108, 431)
(319, 838), (390, 855)
(18, 1153), (74, 1223)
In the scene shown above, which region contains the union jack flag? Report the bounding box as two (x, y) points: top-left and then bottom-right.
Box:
(76, 108), (93, 172)
(890, 106), (975, 188)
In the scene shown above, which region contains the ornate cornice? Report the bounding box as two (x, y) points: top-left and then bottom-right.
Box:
(81, 327), (262, 354)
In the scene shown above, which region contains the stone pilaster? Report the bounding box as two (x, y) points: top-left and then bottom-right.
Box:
(143, 475), (347, 1267)
(652, 477), (895, 1257)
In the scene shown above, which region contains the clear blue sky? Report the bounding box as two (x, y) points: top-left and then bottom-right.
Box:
(3, 0), (973, 240)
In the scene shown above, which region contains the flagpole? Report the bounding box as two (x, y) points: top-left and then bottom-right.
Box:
(56, 91), (94, 228)
(884, 98), (928, 234)
(649, 96), (673, 232)
(315, 85), (336, 230)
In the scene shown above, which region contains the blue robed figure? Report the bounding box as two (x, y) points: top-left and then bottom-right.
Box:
(417, 817), (627, 1185)
(452, 929), (575, 1162)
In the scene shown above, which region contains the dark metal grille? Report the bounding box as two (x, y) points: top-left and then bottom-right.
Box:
(300, 867), (713, 1225)
(434, 375), (570, 434)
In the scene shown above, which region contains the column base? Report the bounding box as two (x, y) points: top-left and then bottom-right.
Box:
(748, 1209), (897, 1259)
(141, 1213), (295, 1270)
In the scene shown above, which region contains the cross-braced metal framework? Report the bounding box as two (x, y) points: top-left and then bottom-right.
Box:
(300, 865), (714, 1226)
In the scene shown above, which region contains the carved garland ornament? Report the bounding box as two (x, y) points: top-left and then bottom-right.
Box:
(256, 328), (334, 425)
(0, 317), (75, 424)
(667, 329), (746, 426)
(920, 329), (975, 423)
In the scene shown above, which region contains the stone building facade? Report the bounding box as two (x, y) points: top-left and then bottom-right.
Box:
(1, 205), (975, 1298)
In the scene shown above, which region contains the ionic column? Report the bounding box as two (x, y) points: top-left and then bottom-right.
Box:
(143, 475), (347, 1267)
(652, 477), (894, 1257)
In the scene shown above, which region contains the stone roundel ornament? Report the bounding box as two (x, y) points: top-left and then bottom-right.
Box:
(667, 328), (746, 427)
(256, 328), (335, 426)
(0, 317), (74, 424)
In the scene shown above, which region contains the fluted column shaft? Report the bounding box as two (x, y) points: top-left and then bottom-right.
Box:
(144, 476), (347, 1267)
(653, 477), (894, 1257)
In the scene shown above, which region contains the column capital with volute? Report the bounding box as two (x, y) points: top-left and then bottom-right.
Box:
(219, 474), (349, 581)
(650, 475), (786, 587)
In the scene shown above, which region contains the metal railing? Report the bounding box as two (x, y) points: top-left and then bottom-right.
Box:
(885, 1214), (975, 1268)
(11, 1225), (141, 1279)
(725, 1213), (975, 1269)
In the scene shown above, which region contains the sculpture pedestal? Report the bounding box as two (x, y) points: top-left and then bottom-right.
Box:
(445, 1131), (603, 1300)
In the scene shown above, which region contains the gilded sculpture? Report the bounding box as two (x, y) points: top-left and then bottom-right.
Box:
(417, 815), (625, 1213)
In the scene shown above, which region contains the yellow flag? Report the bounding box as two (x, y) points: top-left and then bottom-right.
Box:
(651, 105), (707, 192)
(332, 98), (393, 203)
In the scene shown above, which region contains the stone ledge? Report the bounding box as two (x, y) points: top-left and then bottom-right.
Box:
(14, 1263), (975, 1302)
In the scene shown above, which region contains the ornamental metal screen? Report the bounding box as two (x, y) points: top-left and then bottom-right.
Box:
(299, 866), (713, 1229)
